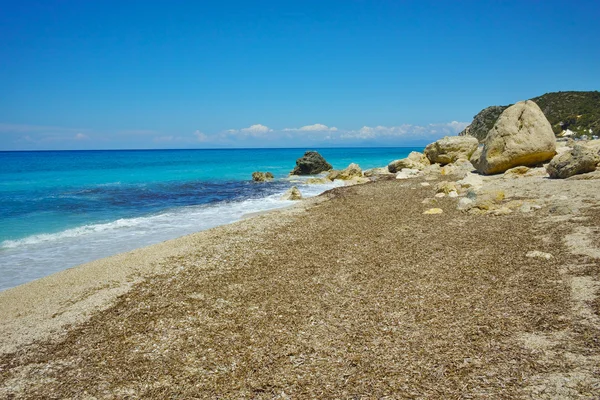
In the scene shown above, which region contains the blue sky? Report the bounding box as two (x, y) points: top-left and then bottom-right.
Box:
(1, 0), (598, 150)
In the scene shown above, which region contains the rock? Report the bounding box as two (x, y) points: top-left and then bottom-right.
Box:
(422, 163), (441, 176)
(470, 146), (483, 166)
(518, 202), (542, 213)
(327, 163), (362, 180)
(463, 189), (506, 212)
(526, 251), (553, 260)
(475, 101), (557, 175)
(489, 207), (512, 216)
(396, 168), (422, 179)
(457, 174), (484, 191)
(420, 182), (431, 187)
(457, 198), (474, 210)
(434, 192), (446, 198)
(280, 186), (302, 201)
(503, 166), (530, 178)
(363, 167), (393, 178)
(459, 105), (510, 142)
(424, 136), (479, 165)
(520, 204), (533, 213)
(423, 208), (443, 215)
(448, 191), (459, 198)
(290, 151), (333, 175)
(388, 151), (430, 172)
(252, 171), (273, 182)
(546, 144), (600, 179)
(479, 189), (506, 203)
(436, 181), (459, 194)
(438, 159), (474, 178)
(306, 177), (328, 184)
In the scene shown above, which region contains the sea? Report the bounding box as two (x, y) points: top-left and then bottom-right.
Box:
(0, 147), (419, 291)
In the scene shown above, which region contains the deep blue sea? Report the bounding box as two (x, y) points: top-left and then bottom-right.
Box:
(0, 147), (418, 290)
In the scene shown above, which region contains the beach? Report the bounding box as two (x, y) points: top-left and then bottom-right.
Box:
(2, 169), (599, 398)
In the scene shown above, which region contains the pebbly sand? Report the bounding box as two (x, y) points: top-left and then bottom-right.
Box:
(1, 172), (600, 398)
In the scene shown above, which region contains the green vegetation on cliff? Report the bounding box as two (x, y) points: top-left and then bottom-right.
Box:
(460, 91), (600, 142)
(531, 91), (600, 136)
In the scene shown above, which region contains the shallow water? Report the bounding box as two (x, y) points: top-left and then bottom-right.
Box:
(0, 147), (419, 290)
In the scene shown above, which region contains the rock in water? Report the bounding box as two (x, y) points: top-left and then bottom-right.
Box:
(290, 151), (333, 175)
(252, 171), (273, 182)
(475, 101), (556, 175)
(424, 136), (479, 165)
(547, 144), (600, 179)
(281, 186), (303, 201)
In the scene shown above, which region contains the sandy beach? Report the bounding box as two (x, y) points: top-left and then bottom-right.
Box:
(1, 168), (599, 398)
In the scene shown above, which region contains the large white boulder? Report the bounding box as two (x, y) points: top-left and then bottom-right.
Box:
(475, 101), (556, 175)
(424, 136), (479, 165)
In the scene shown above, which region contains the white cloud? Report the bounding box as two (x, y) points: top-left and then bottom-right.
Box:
(284, 123), (338, 132)
(223, 124), (273, 139)
(241, 124), (272, 134)
(340, 122), (468, 140)
(74, 133), (89, 140)
(194, 130), (209, 142)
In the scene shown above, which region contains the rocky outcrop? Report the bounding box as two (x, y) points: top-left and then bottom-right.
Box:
(460, 91), (600, 140)
(546, 144), (600, 179)
(388, 151), (430, 173)
(280, 186), (302, 200)
(252, 171), (274, 182)
(475, 101), (557, 175)
(290, 151), (332, 175)
(424, 136), (479, 165)
(459, 105), (509, 142)
(327, 163), (362, 180)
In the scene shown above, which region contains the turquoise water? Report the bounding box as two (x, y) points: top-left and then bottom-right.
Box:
(0, 147), (418, 290)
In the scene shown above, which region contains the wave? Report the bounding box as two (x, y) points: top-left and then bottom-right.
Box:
(0, 180), (343, 290)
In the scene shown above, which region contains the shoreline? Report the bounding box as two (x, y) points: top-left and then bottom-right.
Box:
(1, 156), (600, 396)
(0, 176), (345, 292)
(0, 194), (323, 355)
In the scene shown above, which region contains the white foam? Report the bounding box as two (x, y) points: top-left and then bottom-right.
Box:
(0, 181), (343, 291)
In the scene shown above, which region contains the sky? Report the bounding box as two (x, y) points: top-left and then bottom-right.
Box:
(0, 0), (598, 150)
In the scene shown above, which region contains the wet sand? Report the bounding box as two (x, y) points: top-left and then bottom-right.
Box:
(1, 176), (599, 398)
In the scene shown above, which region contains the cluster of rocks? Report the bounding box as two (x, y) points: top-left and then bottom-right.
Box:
(387, 100), (600, 216)
(387, 100), (599, 181)
(260, 151), (373, 201)
(251, 171), (274, 182)
(260, 99), (600, 203)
